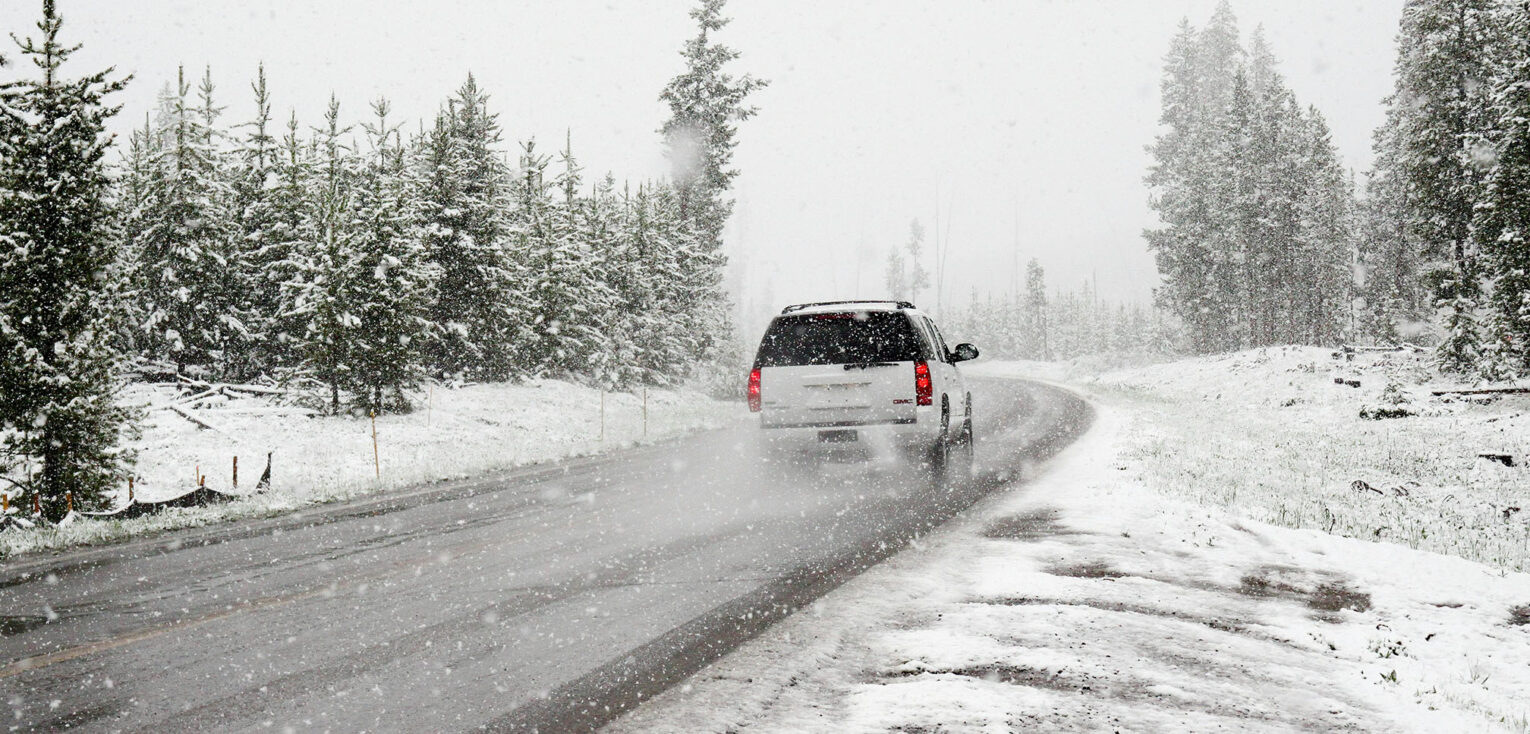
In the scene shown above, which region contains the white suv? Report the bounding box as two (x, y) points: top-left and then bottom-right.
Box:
(748, 300), (979, 482)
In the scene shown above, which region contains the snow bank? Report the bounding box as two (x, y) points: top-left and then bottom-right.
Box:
(1, 380), (741, 559)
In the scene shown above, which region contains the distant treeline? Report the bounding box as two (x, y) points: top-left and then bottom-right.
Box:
(945, 259), (1182, 362)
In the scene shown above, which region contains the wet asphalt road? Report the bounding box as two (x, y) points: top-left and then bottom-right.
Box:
(0, 377), (1090, 733)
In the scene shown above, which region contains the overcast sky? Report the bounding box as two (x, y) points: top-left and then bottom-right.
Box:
(2, 0), (1405, 335)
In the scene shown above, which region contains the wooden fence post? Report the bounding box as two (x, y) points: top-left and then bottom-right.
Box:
(370, 410), (380, 480)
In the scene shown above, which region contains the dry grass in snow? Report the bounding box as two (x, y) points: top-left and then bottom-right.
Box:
(992, 347), (1530, 572)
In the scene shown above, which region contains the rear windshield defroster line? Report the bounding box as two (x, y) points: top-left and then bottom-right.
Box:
(753, 311), (922, 368)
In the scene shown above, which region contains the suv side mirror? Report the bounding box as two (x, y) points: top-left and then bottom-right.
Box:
(951, 343), (979, 363)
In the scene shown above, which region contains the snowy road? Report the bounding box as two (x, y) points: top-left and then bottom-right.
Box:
(0, 377), (1089, 733)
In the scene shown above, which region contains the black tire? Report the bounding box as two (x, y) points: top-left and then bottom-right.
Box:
(950, 397), (974, 487)
(925, 398), (953, 489)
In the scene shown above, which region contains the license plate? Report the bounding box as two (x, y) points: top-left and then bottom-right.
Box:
(818, 430), (858, 443)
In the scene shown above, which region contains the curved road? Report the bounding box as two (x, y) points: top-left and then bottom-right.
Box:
(0, 377), (1090, 732)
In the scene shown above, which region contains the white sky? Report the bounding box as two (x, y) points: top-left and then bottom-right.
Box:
(2, 0), (1404, 335)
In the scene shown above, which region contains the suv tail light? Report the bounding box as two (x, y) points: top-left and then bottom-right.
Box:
(914, 361), (932, 406)
(748, 368), (762, 412)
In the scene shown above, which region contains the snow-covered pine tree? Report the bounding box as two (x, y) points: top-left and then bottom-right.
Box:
(653, 178), (730, 378)
(658, 0), (767, 255)
(512, 135), (617, 380)
(290, 96), (359, 413)
(417, 76), (523, 381)
(263, 110), (316, 369)
(579, 173), (634, 389)
(1145, 15), (1235, 353)
(0, 0), (133, 517)
(624, 182), (684, 383)
(1384, 0), (1505, 372)
(231, 64), (286, 374)
(345, 98), (438, 411)
(135, 66), (247, 378)
(1359, 107), (1424, 345)
(1293, 107), (1356, 346)
(113, 113), (158, 358)
(537, 135), (617, 380)
(1474, 0), (1530, 375)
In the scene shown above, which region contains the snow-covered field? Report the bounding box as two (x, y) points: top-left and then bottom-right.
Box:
(1065, 346), (1530, 573)
(611, 352), (1530, 732)
(0, 380), (741, 559)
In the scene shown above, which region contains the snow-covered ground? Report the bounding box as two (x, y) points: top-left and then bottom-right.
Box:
(0, 380), (740, 559)
(611, 351), (1530, 732)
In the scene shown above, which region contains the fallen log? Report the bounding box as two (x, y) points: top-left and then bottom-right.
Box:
(218, 383), (286, 396)
(1431, 387), (1530, 397)
(165, 404), (230, 434)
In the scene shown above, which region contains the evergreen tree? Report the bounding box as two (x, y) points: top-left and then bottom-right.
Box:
(1474, 0), (1530, 374)
(515, 136), (618, 379)
(417, 76), (523, 380)
(134, 66), (246, 377)
(658, 0), (767, 253)
(347, 98), (438, 411)
(290, 96), (358, 413)
(0, 0), (132, 517)
(1148, 3), (1357, 354)
(232, 64), (286, 373)
(264, 110), (315, 367)
(884, 246), (907, 299)
(1384, 0), (1505, 372)
(1359, 109), (1426, 344)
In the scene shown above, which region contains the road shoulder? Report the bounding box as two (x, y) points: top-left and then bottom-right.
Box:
(609, 403), (1528, 732)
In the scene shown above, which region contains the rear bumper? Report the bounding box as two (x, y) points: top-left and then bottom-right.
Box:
(756, 407), (942, 460)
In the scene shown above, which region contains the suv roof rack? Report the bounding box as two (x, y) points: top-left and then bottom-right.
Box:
(780, 300), (916, 314)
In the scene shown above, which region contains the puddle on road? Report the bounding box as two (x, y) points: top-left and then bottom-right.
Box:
(885, 663), (1078, 691)
(1047, 560), (1129, 579)
(1238, 565), (1371, 617)
(979, 595), (1253, 638)
(982, 508), (1074, 541)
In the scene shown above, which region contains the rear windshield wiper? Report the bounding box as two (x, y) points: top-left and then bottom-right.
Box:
(843, 361), (899, 370)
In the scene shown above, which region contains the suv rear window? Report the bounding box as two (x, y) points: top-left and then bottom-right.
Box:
(754, 312), (923, 367)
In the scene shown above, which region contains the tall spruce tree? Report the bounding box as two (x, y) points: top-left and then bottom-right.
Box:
(417, 76), (523, 380)
(345, 98), (437, 411)
(232, 64), (286, 373)
(1024, 258), (1050, 360)
(292, 96), (359, 413)
(135, 66), (246, 377)
(658, 0), (764, 373)
(1384, 0), (1504, 372)
(0, 0), (132, 517)
(659, 0), (767, 252)
(1474, 0), (1530, 375)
